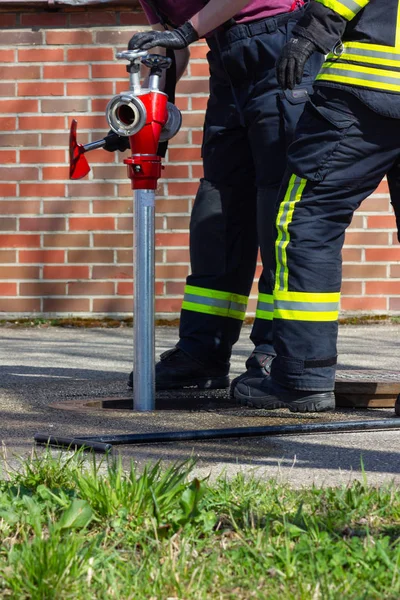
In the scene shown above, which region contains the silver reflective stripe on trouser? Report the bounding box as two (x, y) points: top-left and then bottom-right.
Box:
(255, 293), (274, 321)
(315, 0), (369, 20)
(181, 284), (248, 320)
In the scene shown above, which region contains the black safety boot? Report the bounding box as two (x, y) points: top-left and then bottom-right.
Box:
(230, 351), (274, 398)
(233, 376), (335, 413)
(127, 347), (230, 390)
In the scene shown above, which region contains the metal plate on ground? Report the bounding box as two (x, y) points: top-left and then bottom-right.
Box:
(335, 370), (400, 408)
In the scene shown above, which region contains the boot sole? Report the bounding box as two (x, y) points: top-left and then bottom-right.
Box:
(234, 390), (335, 413)
(128, 375), (230, 391)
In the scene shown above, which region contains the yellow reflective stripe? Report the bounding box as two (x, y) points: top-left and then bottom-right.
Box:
(184, 284), (247, 305)
(274, 309), (339, 322)
(315, 0), (369, 20)
(317, 60), (400, 93)
(274, 290), (341, 303)
(256, 293), (274, 321)
(275, 175), (307, 292)
(181, 300), (246, 320)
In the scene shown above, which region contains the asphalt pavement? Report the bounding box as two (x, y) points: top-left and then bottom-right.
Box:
(1, 323), (400, 487)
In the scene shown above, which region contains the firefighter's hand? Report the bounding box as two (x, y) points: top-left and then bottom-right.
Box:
(103, 131), (130, 153)
(128, 22), (199, 51)
(276, 37), (318, 90)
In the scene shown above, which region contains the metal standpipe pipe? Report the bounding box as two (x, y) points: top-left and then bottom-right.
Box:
(133, 188), (156, 410)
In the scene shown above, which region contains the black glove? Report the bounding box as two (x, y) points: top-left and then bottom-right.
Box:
(276, 37), (318, 90)
(128, 21), (199, 51)
(103, 130), (130, 153)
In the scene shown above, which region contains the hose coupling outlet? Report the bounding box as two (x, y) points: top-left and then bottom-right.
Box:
(106, 92), (147, 137)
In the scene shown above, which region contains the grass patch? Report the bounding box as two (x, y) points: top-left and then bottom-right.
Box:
(1, 451), (400, 599)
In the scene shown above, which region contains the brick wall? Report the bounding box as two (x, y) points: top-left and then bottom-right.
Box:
(0, 2), (399, 317)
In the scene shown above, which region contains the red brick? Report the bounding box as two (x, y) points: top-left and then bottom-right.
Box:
(359, 196), (389, 212)
(18, 48), (64, 62)
(192, 165), (204, 179)
(20, 250), (65, 264)
(341, 281), (362, 295)
(95, 30), (132, 45)
(0, 167), (37, 181)
(167, 182), (198, 197)
(93, 199), (132, 214)
(166, 216), (191, 230)
(0, 133), (38, 147)
(156, 199), (190, 213)
(21, 12), (67, 27)
(155, 233), (189, 247)
(0, 218), (16, 231)
(69, 217), (115, 231)
(120, 12), (149, 25)
(92, 297), (132, 312)
(0, 200), (39, 214)
(92, 265), (132, 279)
(68, 47), (115, 62)
(166, 249), (190, 262)
(20, 282), (66, 296)
(68, 183), (115, 198)
(342, 248), (362, 262)
(44, 65), (89, 80)
(181, 113), (206, 128)
(42, 98), (89, 115)
(0, 235), (40, 248)
(191, 97), (208, 111)
(0, 250), (16, 263)
(0, 99), (38, 113)
(93, 233), (132, 248)
(156, 265), (188, 278)
(68, 281), (115, 295)
(0, 14), (16, 27)
(0, 66), (40, 81)
(117, 281), (133, 295)
(0, 185), (16, 197)
(70, 11), (116, 26)
(67, 82), (114, 96)
(367, 215), (397, 229)
(116, 217), (133, 231)
(389, 297), (400, 311)
(177, 79), (209, 94)
(0, 282), (16, 295)
(390, 265), (400, 278)
(365, 281), (400, 295)
(44, 265), (89, 279)
(20, 184), (65, 198)
(91, 64), (127, 79)
(340, 297), (387, 311)
(175, 97), (189, 111)
(20, 218), (66, 232)
(169, 148), (202, 162)
(0, 83), (16, 97)
(21, 150), (66, 164)
(46, 30), (93, 45)
(0, 117), (15, 131)
(366, 248), (400, 262)
(73, 115), (109, 130)
(190, 63), (209, 77)
(68, 249), (114, 263)
(91, 98), (109, 113)
(19, 116), (65, 130)
(43, 132), (88, 147)
(345, 231), (389, 245)
(43, 298), (90, 312)
(19, 82), (64, 97)
(0, 31), (43, 46)
(43, 200), (90, 214)
(156, 298), (182, 312)
(0, 151), (16, 165)
(189, 44), (208, 60)
(0, 298), (40, 312)
(169, 130), (190, 146)
(44, 233), (90, 248)
(42, 167), (70, 181)
(375, 179), (389, 194)
(166, 281), (185, 295)
(342, 264), (387, 278)
(162, 165), (189, 179)
(0, 266), (39, 279)
(0, 50), (14, 62)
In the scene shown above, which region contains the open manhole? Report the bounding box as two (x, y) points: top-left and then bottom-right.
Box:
(50, 370), (400, 412)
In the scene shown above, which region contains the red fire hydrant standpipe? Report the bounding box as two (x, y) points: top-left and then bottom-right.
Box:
(68, 50), (182, 411)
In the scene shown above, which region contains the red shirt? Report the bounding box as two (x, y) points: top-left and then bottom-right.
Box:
(139, 1), (298, 30)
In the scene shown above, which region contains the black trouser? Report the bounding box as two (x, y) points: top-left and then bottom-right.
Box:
(270, 86), (400, 391)
(177, 10), (323, 368)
